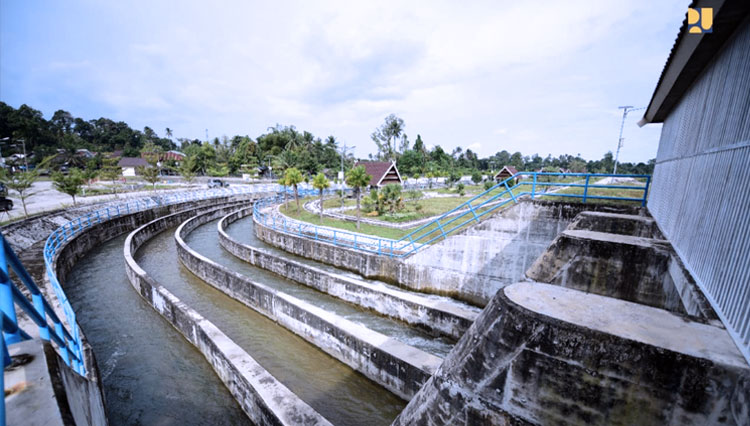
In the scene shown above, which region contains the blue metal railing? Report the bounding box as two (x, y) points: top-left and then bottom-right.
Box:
(253, 173), (650, 258)
(40, 185), (280, 367)
(1, 232), (86, 425)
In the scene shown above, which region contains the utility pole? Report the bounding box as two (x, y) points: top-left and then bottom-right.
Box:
(339, 142), (355, 207)
(614, 106), (633, 174)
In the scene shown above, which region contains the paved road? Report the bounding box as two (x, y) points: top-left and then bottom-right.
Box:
(2, 181), (200, 221)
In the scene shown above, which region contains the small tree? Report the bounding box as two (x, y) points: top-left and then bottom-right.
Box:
(381, 184), (404, 213)
(457, 182), (466, 196)
(312, 172), (330, 221)
(471, 171), (483, 185)
(82, 159), (99, 190)
(345, 165), (372, 230)
(179, 156), (196, 185)
(285, 167), (304, 213)
(52, 168), (85, 206)
(99, 158), (122, 197)
(0, 156), (54, 217)
(138, 160), (160, 190)
(483, 180), (494, 191)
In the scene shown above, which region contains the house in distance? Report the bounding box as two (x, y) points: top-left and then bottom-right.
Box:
(493, 165), (519, 184)
(354, 161), (403, 188)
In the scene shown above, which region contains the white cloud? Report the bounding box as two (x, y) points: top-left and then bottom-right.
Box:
(1, 0), (687, 162)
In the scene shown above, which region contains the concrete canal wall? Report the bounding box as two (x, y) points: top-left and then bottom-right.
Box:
(124, 203), (332, 426)
(177, 207), (442, 401)
(219, 207), (477, 340)
(255, 200), (643, 306)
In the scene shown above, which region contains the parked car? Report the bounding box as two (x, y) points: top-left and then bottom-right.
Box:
(207, 179), (229, 188)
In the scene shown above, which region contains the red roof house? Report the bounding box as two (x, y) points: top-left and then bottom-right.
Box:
(354, 161), (403, 187)
(494, 165), (519, 183)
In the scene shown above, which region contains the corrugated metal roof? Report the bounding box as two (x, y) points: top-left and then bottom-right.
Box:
(641, 0), (750, 124)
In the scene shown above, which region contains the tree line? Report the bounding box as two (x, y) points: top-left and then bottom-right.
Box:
(0, 103), (654, 183)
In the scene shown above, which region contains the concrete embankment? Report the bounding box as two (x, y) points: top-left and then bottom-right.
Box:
(125, 203), (331, 426)
(177, 207), (442, 401)
(219, 207), (477, 340)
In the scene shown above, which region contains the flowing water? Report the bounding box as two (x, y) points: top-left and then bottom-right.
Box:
(189, 218), (454, 357)
(136, 226), (406, 426)
(65, 235), (252, 426)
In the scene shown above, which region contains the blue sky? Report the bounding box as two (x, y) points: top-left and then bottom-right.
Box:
(1, 0), (689, 162)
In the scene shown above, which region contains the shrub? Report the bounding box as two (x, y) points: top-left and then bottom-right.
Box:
(484, 180), (494, 191)
(407, 189), (424, 203)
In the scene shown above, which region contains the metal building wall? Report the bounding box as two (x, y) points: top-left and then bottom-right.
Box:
(648, 19), (750, 363)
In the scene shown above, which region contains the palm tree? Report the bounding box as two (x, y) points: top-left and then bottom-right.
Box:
(285, 167), (304, 213)
(345, 165), (372, 230)
(165, 127), (173, 140)
(312, 172), (330, 221)
(278, 175), (289, 210)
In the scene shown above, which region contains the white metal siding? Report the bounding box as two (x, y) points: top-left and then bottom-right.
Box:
(649, 19), (750, 364)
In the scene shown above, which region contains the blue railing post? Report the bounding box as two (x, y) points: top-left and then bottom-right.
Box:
(0, 241), (21, 346)
(642, 176), (651, 207)
(31, 293), (50, 340)
(532, 173), (537, 199)
(582, 175), (591, 203)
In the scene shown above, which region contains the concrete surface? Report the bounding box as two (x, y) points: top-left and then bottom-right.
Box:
(219, 207), (479, 340)
(255, 200), (643, 307)
(526, 226), (718, 322)
(125, 204), (331, 426)
(393, 281), (750, 426)
(178, 207), (442, 401)
(4, 339), (108, 426)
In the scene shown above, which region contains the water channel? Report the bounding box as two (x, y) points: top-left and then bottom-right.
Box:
(137, 223), (406, 425)
(65, 234), (251, 426)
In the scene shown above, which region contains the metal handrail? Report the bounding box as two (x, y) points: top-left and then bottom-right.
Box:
(253, 172), (651, 258)
(5, 184), (279, 375)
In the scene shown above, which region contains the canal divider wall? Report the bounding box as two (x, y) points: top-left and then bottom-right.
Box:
(218, 207), (478, 340)
(124, 203), (332, 426)
(176, 207), (443, 401)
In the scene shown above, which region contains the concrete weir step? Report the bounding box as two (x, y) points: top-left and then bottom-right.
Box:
(217, 206), (479, 341)
(394, 281), (750, 425)
(175, 208), (443, 402)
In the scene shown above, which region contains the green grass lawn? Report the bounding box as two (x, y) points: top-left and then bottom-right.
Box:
(279, 203), (411, 240)
(280, 185), (522, 243)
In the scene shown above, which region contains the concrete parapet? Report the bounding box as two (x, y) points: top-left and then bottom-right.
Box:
(218, 207), (478, 340)
(124, 203), (331, 426)
(394, 281), (750, 426)
(177, 207), (442, 401)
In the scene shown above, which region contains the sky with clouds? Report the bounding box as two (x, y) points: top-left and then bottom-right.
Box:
(1, 0), (690, 163)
